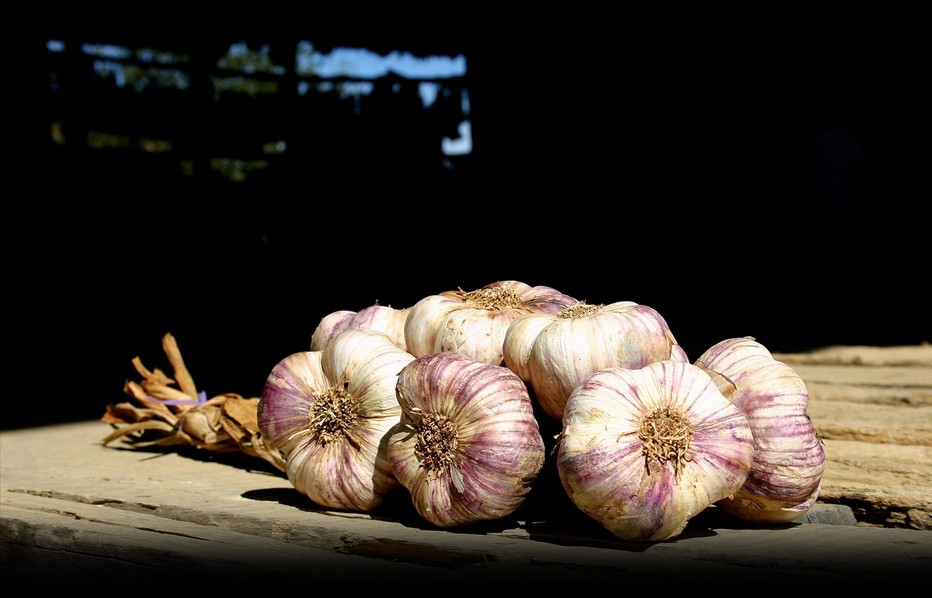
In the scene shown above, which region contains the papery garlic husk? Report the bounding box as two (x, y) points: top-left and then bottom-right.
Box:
(388, 351), (546, 528)
(310, 303), (410, 351)
(218, 395), (287, 472)
(695, 337), (826, 524)
(557, 360), (755, 542)
(503, 300), (686, 421)
(403, 280), (578, 366)
(257, 328), (415, 512)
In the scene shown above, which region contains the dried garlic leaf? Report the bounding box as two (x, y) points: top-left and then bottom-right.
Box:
(131, 357), (174, 386)
(102, 332), (279, 468)
(219, 395), (286, 472)
(101, 420), (179, 445)
(163, 333), (198, 400)
(102, 402), (178, 425)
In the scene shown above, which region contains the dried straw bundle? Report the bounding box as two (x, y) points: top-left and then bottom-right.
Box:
(101, 332), (285, 472)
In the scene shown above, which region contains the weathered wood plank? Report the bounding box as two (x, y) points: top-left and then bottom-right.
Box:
(772, 344), (932, 367)
(771, 345), (932, 529)
(2, 423), (929, 589)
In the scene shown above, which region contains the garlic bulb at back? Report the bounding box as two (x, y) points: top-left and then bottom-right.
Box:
(311, 303), (410, 351)
(403, 280), (578, 366)
(503, 300), (684, 421)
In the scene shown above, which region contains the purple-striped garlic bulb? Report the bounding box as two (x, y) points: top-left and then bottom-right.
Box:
(695, 337), (825, 524)
(387, 351), (546, 528)
(310, 303), (410, 351)
(557, 360), (754, 542)
(503, 300), (686, 421)
(257, 328), (415, 512)
(403, 280), (578, 366)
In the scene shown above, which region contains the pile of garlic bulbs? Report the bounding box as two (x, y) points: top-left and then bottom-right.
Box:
(257, 280), (825, 542)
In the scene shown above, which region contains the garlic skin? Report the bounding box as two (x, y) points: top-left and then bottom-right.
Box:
(695, 337), (825, 524)
(388, 351), (546, 528)
(310, 304), (410, 351)
(503, 301), (684, 421)
(257, 329), (415, 512)
(557, 360), (754, 542)
(403, 280), (578, 366)
(256, 351), (326, 460)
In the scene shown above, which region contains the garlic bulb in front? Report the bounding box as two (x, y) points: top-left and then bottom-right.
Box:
(388, 351), (546, 528)
(503, 300), (684, 421)
(310, 303), (410, 351)
(557, 360), (755, 542)
(403, 280), (578, 366)
(257, 328), (415, 512)
(695, 337), (825, 524)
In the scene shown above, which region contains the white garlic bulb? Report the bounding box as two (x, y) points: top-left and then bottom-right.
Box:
(695, 337), (825, 524)
(257, 328), (415, 512)
(503, 300), (684, 420)
(388, 351), (546, 528)
(403, 280), (578, 366)
(310, 303), (410, 351)
(557, 360), (755, 542)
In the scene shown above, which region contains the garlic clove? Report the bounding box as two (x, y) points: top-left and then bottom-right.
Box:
(256, 350), (328, 460)
(497, 311), (553, 382)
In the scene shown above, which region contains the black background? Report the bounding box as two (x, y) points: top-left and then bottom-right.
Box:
(10, 17), (928, 430)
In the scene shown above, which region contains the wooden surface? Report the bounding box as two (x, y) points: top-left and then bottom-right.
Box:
(771, 344), (932, 530)
(2, 345), (930, 588)
(2, 420), (929, 589)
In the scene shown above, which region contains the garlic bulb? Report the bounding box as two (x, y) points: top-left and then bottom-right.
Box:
(403, 280), (578, 366)
(257, 328), (415, 512)
(695, 337), (825, 524)
(503, 300), (684, 421)
(310, 303), (410, 351)
(557, 360), (754, 542)
(388, 351), (546, 528)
